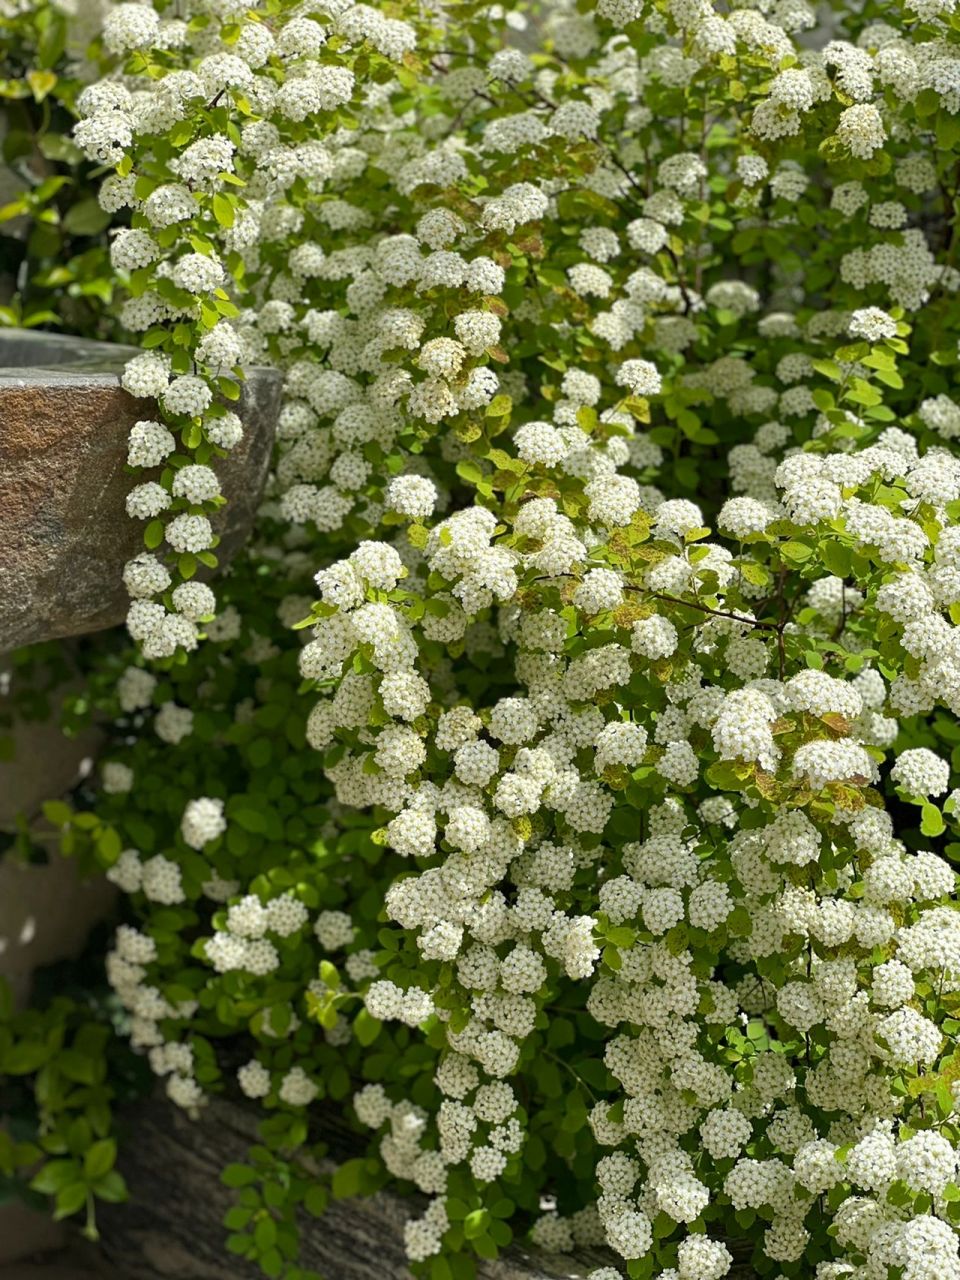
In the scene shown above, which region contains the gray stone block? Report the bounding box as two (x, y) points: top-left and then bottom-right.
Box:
(0, 330), (282, 649)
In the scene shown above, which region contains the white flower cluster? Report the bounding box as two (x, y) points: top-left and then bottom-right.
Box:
(302, 398), (960, 1272)
(70, 0), (960, 1274)
(76, 0), (418, 660)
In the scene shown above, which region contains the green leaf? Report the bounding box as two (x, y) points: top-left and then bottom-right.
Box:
(303, 1184), (327, 1216)
(781, 540), (814, 564)
(464, 1209), (490, 1239)
(222, 1163), (258, 1188)
(59, 1047), (99, 1085)
(485, 394), (512, 418)
(728, 906), (753, 937)
(835, 342), (870, 363)
(4, 1041), (50, 1074)
(739, 561), (771, 588)
(874, 366), (903, 390)
(937, 110), (960, 152)
(63, 199), (111, 237)
(331, 1158), (367, 1199)
(353, 1008), (381, 1047)
(820, 540), (852, 578)
(214, 297), (240, 318)
(232, 807), (267, 834)
(144, 520), (164, 550)
(84, 1139), (116, 1181)
(921, 803), (946, 837)
(254, 1217), (277, 1250)
(916, 87), (940, 117)
(212, 193), (235, 228)
(92, 1171), (127, 1203)
(96, 826), (122, 863)
(811, 388), (835, 412)
(456, 460), (483, 484)
(53, 1182), (88, 1219)
(446, 1198), (468, 1221)
(0, 198), (26, 224)
(260, 1248), (283, 1277)
(27, 69), (57, 101)
(449, 1254), (475, 1280)
(812, 358), (842, 382)
(38, 133), (83, 164)
(42, 799), (73, 826)
(472, 1234), (498, 1260)
(31, 1159), (81, 1195)
(169, 121), (194, 147)
(488, 1219), (512, 1247)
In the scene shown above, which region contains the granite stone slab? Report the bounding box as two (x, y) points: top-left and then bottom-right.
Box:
(0, 329), (281, 649)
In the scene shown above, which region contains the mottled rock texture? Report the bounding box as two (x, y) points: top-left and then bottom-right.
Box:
(0, 330), (282, 648)
(98, 1096), (610, 1280)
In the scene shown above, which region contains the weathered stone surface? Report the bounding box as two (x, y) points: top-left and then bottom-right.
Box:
(0, 1203), (72, 1271)
(98, 1097), (611, 1280)
(0, 856), (116, 1010)
(0, 329), (282, 649)
(0, 663), (104, 832)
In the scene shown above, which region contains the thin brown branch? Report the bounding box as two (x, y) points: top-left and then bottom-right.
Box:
(641, 590), (778, 632)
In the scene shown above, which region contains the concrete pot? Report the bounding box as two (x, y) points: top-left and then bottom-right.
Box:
(0, 329), (282, 649)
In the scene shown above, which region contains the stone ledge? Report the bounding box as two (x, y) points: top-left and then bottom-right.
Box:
(0, 329), (282, 649)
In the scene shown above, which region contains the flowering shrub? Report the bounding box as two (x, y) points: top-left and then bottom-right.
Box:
(9, 0), (960, 1277)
